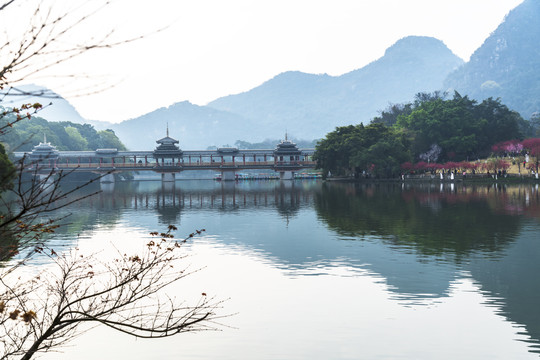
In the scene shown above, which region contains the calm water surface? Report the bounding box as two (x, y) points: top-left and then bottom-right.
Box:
(12, 180), (540, 359)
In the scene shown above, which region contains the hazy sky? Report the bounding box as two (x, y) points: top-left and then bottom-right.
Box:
(7, 0), (525, 122)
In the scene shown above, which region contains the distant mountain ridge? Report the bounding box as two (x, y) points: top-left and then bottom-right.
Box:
(0, 84), (87, 124)
(109, 101), (252, 150)
(208, 36), (464, 140)
(105, 36), (463, 150)
(15, 11), (540, 151)
(444, 0), (540, 119)
(5, 36), (464, 149)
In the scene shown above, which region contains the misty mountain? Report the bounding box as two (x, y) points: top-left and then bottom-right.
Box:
(444, 0), (540, 119)
(109, 101), (252, 150)
(4, 36), (470, 150)
(207, 36), (464, 140)
(0, 84), (88, 124)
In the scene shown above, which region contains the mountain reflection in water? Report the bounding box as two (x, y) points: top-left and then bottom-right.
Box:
(315, 182), (540, 354)
(8, 179), (540, 357)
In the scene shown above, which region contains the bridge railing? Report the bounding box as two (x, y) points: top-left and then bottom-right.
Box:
(22, 160), (317, 170)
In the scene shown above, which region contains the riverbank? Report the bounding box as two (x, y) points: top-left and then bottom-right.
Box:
(327, 172), (540, 183)
(326, 160), (540, 183)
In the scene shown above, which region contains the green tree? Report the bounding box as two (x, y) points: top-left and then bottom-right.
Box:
(0, 143), (14, 192)
(313, 125), (359, 176)
(0, 117), (126, 152)
(371, 103), (413, 126)
(349, 126), (411, 178)
(315, 92), (524, 177)
(64, 126), (88, 150)
(474, 97), (522, 153)
(397, 93), (477, 160)
(314, 123), (412, 178)
(396, 92), (522, 161)
(97, 129), (127, 150)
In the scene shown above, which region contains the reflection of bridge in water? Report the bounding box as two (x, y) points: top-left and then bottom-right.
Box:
(57, 181), (540, 355)
(154, 187), (310, 210)
(91, 180), (318, 224)
(15, 132), (316, 181)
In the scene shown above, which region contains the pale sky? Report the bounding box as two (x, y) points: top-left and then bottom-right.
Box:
(6, 0), (525, 122)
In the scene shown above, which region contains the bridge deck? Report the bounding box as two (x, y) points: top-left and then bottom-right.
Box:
(24, 161), (317, 172)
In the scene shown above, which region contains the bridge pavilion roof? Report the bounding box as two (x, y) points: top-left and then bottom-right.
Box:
(155, 135), (179, 145)
(154, 128), (183, 158)
(28, 136), (59, 161)
(273, 135), (301, 156)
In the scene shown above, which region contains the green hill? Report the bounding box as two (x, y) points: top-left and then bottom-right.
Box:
(444, 0), (540, 119)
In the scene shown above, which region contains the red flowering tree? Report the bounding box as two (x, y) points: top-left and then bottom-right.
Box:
(414, 161), (429, 173)
(483, 158), (511, 174)
(456, 161), (473, 172)
(400, 162), (414, 174)
(522, 138), (540, 172)
(492, 140), (523, 156)
(470, 162), (482, 173)
(444, 162), (460, 172)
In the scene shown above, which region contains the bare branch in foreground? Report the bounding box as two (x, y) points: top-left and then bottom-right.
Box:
(0, 228), (225, 360)
(0, 157), (110, 264)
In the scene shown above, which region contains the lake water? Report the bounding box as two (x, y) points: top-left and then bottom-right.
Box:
(10, 179), (540, 359)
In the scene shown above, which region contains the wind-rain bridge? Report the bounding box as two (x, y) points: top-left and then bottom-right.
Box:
(14, 131), (316, 182)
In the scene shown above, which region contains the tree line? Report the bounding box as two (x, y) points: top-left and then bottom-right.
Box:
(0, 109), (126, 153)
(313, 91), (538, 178)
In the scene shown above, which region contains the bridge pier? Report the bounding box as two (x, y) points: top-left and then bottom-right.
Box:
(161, 180), (175, 192)
(221, 170), (236, 181)
(100, 182), (115, 193)
(100, 173), (115, 184)
(36, 172), (55, 183)
(279, 171), (294, 180)
(161, 173), (175, 182)
(33, 172), (55, 193)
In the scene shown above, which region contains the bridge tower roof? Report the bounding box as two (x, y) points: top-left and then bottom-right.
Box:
(155, 123), (179, 145)
(274, 133), (301, 155)
(155, 136), (180, 146)
(28, 134), (59, 161)
(154, 127), (182, 157)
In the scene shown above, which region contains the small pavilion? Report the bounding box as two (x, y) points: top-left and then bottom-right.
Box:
(273, 133), (302, 163)
(153, 126), (183, 166)
(28, 135), (59, 167)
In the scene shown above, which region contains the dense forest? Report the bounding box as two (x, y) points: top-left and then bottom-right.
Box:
(313, 92), (538, 178)
(0, 108), (126, 153)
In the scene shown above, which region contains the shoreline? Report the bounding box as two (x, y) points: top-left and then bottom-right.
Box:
(325, 173), (540, 183)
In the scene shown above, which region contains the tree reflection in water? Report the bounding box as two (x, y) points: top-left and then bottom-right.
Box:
(315, 182), (540, 354)
(5, 180), (540, 355)
(314, 183), (538, 258)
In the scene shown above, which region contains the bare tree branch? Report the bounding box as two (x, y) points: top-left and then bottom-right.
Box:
(1, 229), (225, 360)
(0, 158), (110, 265)
(1, 3), (225, 360)
(0, 0), (17, 12)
